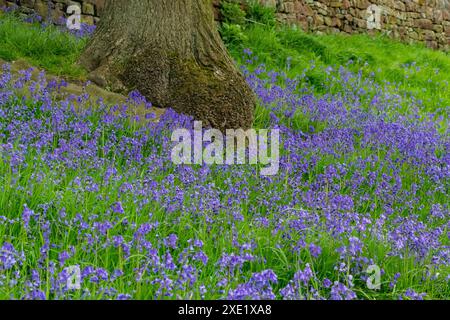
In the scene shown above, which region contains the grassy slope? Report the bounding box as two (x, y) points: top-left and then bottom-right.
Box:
(228, 25), (450, 116)
(0, 12), (87, 79)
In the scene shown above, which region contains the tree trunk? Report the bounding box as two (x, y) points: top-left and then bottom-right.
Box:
(79, 0), (255, 131)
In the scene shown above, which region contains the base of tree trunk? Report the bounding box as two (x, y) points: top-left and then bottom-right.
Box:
(79, 0), (255, 131)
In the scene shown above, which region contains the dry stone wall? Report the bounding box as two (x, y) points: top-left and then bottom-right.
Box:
(1, 0), (448, 50)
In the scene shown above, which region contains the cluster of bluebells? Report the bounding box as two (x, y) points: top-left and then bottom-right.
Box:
(56, 16), (97, 38)
(0, 25), (449, 299)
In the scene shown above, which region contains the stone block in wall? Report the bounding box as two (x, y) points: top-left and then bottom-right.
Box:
(317, 8), (327, 15)
(342, 0), (351, 9)
(394, 1), (406, 11)
(425, 7), (434, 19)
(94, 0), (105, 15)
(313, 13), (324, 26)
(343, 23), (353, 33)
(443, 9), (450, 21)
(355, 0), (370, 10)
(295, 14), (309, 30)
(282, 2), (295, 13)
(324, 16), (332, 26)
(432, 9), (442, 23)
(330, 1), (343, 8)
(357, 8), (367, 20)
(432, 25), (443, 34)
(405, 1), (418, 12)
(285, 12), (297, 23)
(313, 1), (327, 10)
(82, 2), (95, 15)
(260, 0), (277, 7)
(399, 11), (408, 21)
(300, 3), (314, 16)
(421, 29), (436, 40)
(34, 0), (52, 19)
(416, 18), (433, 30)
(408, 30), (419, 40)
(354, 17), (367, 28)
(426, 40), (438, 49)
(444, 25), (450, 36)
(21, 0), (36, 9)
(332, 17), (342, 27)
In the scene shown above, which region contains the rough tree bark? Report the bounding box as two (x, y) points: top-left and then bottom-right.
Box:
(79, 0), (255, 131)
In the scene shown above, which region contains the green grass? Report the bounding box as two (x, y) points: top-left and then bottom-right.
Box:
(227, 25), (450, 115)
(0, 12), (87, 79)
